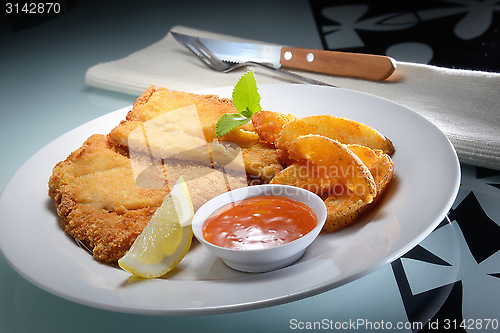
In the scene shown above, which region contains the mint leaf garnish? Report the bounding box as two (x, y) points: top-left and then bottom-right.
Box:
(215, 113), (252, 138)
(215, 70), (262, 138)
(232, 70), (261, 117)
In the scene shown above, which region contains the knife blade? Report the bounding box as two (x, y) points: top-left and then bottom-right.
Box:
(174, 32), (396, 81)
(172, 31), (337, 87)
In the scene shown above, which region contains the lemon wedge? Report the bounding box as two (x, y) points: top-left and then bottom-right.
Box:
(118, 177), (194, 278)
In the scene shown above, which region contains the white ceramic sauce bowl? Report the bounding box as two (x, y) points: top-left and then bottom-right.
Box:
(191, 184), (327, 273)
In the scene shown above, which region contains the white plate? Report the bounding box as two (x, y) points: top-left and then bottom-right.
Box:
(0, 84), (460, 315)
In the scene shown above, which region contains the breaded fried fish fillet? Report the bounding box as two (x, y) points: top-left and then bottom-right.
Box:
(109, 86), (283, 180)
(48, 134), (245, 263)
(48, 134), (166, 263)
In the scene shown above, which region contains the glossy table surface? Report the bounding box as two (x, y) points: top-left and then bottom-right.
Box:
(1, 1), (499, 332)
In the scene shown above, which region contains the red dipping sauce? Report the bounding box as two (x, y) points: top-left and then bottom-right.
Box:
(202, 196), (317, 250)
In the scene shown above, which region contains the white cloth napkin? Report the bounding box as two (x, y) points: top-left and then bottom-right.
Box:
(85, 25), (500, 171)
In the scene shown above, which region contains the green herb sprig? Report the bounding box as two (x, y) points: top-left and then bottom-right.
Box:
(215, 70), (261, 137)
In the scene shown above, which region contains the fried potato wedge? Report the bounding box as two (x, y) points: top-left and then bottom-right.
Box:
(347, 144), (394, 187)
(271, 135), (376, 204)
(252, 110), (297, 145)
(270, 162), (348, 198)
(275, 115), (394, 155)
(322, 144), (394, 233)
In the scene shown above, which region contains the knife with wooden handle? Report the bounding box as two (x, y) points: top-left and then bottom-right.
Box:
(279, 47), (396, 81)
(173, 32), (396, 81)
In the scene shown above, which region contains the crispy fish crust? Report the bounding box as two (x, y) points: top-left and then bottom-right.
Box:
(108, 86), (275, 177)
(48, 134), (246, 263)
(241, 142), (283, 182)
(48, 134), (168, 263)
(117, 85), (255, 144)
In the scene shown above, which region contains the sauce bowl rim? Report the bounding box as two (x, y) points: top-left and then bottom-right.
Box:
(191, 184), (327, 253)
